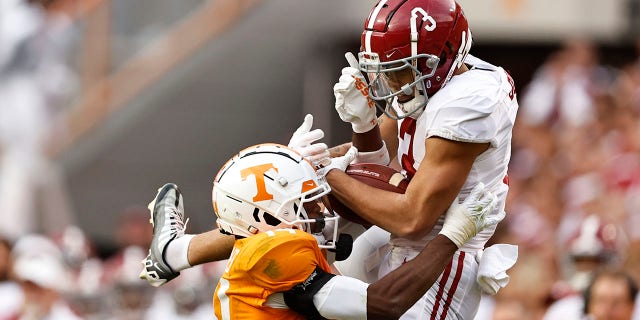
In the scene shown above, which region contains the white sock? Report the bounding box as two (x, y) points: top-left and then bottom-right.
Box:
(165, 234), (195, 271)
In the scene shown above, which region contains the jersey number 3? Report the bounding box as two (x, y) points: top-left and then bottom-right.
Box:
(399, 118), (417, 178)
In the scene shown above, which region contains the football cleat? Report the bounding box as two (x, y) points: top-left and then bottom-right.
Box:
(139, 183), (188, 287)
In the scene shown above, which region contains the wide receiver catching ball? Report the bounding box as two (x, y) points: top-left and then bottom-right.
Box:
(326, 163), (409, 227)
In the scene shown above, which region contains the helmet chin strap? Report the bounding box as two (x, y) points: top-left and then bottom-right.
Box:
(398, 95), (426, 117)
(397, 86), (428, 119)
(401, 84), (413, 95)
(310, 213), (353, 261)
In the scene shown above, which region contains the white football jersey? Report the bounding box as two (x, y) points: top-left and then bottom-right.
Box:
(393, 55), (519, 250)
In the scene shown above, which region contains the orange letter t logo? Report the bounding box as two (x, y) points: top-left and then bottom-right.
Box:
(240, 163), (277, 202)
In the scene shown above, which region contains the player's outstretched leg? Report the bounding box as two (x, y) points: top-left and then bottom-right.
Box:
(139, 183), (188, 287)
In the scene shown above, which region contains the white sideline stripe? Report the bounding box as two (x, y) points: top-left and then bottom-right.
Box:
(367, 0), (387, 28)
(365, 31), (373, 53)
(218, 278), (231, 320)
(364, 0), (388, 52)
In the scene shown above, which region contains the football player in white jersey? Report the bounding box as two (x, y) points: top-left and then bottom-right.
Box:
(324, 0), (519, 319)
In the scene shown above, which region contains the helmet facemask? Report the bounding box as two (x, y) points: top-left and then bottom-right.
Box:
(271, 183), (340, 250)
(359, 52), (439, 119)
(359, 0), (473, 120)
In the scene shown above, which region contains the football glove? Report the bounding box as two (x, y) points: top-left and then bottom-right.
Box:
(288, 114), (331, 168)
(440, 183), (503, 248)
(334, 52), (377, 133)
(318, 146), (357, 177)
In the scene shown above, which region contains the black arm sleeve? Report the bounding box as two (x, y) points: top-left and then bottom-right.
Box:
(283, 266), (336, 320)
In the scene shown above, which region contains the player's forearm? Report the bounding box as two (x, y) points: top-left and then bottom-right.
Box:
(295, 234), (459, 320)
(366, 234), (458, 319)
(187, 229), (235, 266)
(314, 235), (458, 319)
(328, 142), (353, 158)
(352, 124), (383, 152)
(377, 114), (399, 156)
(312, 276), (369, 320)
(325, 170), (443, 239)
(339, 138), (480, 239)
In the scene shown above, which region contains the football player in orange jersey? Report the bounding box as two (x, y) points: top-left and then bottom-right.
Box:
(141, 143), (501, 319)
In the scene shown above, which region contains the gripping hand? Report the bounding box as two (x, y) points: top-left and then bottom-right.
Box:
(318, 146), (357, 177)
(288, 114), (331, 168)
(440, 183), (503, 248)
(333, 52), (377, 133)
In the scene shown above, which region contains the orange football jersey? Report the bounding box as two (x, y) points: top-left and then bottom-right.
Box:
(213, 228), (331, 320)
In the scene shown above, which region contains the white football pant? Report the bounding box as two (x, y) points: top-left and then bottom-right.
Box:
(378, 246), (482, 320)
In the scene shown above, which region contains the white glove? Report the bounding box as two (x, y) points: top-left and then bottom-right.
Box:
(476, 244), (518, 295)
(318, 146), (358, 177)
(439, 182), (503, 248)
(334, 52), (377, 133)
(353, 141), (390, 165)
(288, 114), (331, 168)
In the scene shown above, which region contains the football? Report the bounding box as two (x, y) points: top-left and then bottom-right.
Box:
(326, 163), (409, 227)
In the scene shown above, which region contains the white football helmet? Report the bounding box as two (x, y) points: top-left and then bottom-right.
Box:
(212, 143), (339, 249)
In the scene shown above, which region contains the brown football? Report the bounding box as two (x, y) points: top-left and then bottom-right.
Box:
(326, 163), (409, 227)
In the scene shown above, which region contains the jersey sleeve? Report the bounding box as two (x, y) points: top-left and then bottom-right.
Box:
(425, 67), (513, 147)
(425, 93), (500, 146)
(243, 230), (329, 293)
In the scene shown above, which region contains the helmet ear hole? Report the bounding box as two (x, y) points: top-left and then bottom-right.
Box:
(445, 41), (455, 55)
(263, 213), (281, 227)
(293, 203), (301, 217)
(251, 207), (281, 227)
(438, 52), (448, 68)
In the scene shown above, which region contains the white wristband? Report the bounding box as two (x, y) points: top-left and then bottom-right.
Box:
(353, 141), (390, 165)
(439, 203), (476, 248)
(352, 118), (377, 134)
(166, 234), (195, 271)
(314, 276), (369, 319)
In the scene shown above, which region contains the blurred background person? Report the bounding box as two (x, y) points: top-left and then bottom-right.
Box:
(544, 215), (628, 319)
(65, 258), (109, 319)
(143, 265), (218, 320)
(7, 234), (79, 320)
(0, 0), (77, 241)
(520, 38), (602, 129)
(583, 268), (637, 320)
(105, 246), (154, 320)
(113, 205), (154, 253)
(100, 206), (155, 319)
(53, 225), (110, 319)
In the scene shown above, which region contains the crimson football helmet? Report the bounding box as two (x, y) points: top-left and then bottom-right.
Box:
(212, 144), (339, 249)
(359, 0), (472, 118)
(567, 215), (624, 262)
(562, 214), (626, 291)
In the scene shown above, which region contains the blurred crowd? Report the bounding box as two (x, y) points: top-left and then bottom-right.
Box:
(0, 207), (225, 320)
(0, 0), (76, 241)
(476, 38), (640, 320)
(0, 1), (224, 319)
(2, 0), (640, 319)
